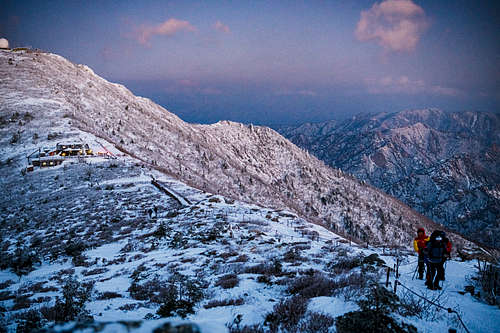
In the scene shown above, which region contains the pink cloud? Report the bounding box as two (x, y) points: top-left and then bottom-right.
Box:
(355, 0), (429, 52)
(214, 20), (230, 33)
(134, 18), (196, 46)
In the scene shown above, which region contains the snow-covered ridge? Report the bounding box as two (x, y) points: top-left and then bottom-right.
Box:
(0, 49), (472, 249)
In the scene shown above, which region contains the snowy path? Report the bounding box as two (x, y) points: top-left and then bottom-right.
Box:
(151, 178), (192, 206)
(381, 254), (500, 333)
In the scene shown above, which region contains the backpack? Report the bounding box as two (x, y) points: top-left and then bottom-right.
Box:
(427, 238), (445, 263)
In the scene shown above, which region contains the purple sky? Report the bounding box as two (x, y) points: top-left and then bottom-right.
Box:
(1, 0), (499, 124)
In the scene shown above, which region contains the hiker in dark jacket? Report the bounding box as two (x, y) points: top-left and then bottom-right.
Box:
(424, 230), (448, 290)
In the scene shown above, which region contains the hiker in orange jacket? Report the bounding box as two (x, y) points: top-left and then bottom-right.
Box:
(413, 227), (429, 280)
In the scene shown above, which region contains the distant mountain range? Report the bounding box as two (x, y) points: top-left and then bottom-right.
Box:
(0, 49), (473, 249)
(276, 109), (500, 248)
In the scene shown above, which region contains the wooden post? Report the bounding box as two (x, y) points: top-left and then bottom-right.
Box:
(396, 258), (400, 279)
(394, 279), (398, 293)
(386, 267), (391, 288)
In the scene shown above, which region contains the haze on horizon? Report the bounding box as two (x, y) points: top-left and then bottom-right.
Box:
(1, 0), (498, 125)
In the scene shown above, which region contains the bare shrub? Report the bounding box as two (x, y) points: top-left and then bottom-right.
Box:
(336, 284), (417, 333)
(128, 273), (205, 319)
(120, 241), (137, 253)
(1, 246), (40, 276)
(21, 281), (58, 293)
(231, 254), (249, 263)
(39, 276), (94, 322)
(180, 257), (196, 263)
(335, 310), (417, 333)
(169, 232), (188, 248)
(265, 295), (309, 333)
(328, 255), (363, 274)
(64, 240), (88, 257)
(156, 274), (206, 319)
(129, 254), (146, 261)
(220, 251), (239, 260)
(32, 296), (51, 304)
(129, 263), (148, 281)
(10, 131), (21, 144)
(199, 223), (225, 243)
(58, 268), (75, 276)
(82, 267), (108, 276)
(0, 280), (14, 289)
(397, 290), (444, 321)
(0, 290), (15, 301)
(12, 294), (33, 310)
(97, 291), (122, 300)
(128, 277), (173, 303)
(228, 323), (264, 333)
(227, 314), (264, 333)
(298, 312), (334, 333)
(332, 271), (370, 290)
(106, 255), (127, 265)
(257, 275), (272, 285)
(215, 274), (239, 289)
(153, 223), (169, 239)
(118, 303), (142, 311)
(15, 309), (45, 333)
(474, 261), (500, 306)
(47, 132), (59, 140)
(357, 284), (400, 314)
(283, 248), (306, 263)
(287, 272), (335, 298)
(332, 271), (376, 301)
(244, 259), (282, 276)
(203, 297), (244, 309)
(72, 254), (91, 267)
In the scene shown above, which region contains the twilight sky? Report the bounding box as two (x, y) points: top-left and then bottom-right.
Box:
(1, 0), (499, 125)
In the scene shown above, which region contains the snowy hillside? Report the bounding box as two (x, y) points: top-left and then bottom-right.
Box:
(276, 110), (500, 248)
(0, 49), (499, 332)
(0, 49), (474, 250)
(0, 135), (498, 332)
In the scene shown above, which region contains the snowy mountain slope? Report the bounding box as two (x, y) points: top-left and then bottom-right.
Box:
(0, 148), (498, 332)
(0, 49), (473, 250)
(0, 121), (498, 332)
(276, 110), (500, 248)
